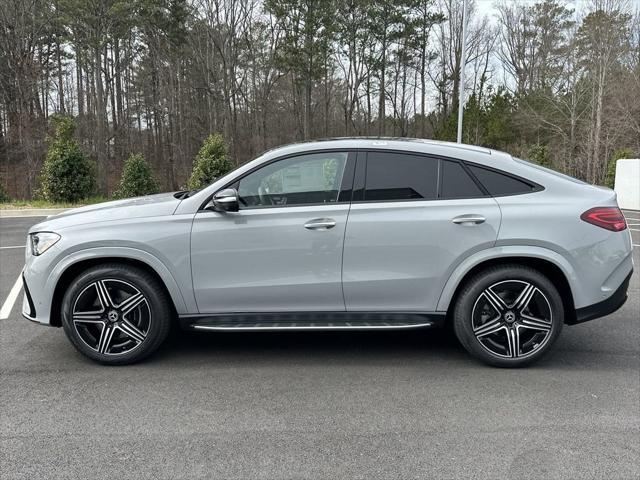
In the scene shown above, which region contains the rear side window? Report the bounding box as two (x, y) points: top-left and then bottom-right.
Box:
(467, 165), (536, 196)
(365, 152), (437, 201)
(440, 160), (485, 199)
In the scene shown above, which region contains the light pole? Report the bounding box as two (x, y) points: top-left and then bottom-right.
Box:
(456, 0), (468, 144)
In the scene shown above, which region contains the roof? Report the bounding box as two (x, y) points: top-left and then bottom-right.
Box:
(261, 137), (493, 158)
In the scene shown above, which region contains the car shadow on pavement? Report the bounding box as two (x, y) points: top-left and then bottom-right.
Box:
(146, 322), (636, 370)
(151, 324), (468, 365)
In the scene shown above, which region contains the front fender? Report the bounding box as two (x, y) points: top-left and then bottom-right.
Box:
(436, 245), (579, 312)
(48, 247), (192, 315)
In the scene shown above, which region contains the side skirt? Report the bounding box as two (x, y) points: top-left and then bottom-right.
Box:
(179, 311), (446, 332)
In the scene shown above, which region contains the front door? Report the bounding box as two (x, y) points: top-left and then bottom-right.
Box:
(191, 151), (355, 313)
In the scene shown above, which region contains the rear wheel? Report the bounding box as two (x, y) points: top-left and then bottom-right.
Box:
(453, 265), (563, 367)
(61, 263), (172, 365)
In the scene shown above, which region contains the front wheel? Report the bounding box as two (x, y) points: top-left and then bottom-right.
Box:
(61, 263), (172, 365)
(453, 265), (563, 367)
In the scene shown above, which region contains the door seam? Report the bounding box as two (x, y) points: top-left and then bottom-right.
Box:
(340, 151), (361, 311)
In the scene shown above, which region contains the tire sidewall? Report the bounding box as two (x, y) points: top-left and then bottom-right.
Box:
(453, 266), (564, 367)
(61, 264), (170, 365)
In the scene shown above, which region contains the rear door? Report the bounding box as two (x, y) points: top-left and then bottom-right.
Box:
(342, 151), (501, 312)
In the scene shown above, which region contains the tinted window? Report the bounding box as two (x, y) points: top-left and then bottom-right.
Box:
(467, 165), (535, 196)
(440, 160), (485, 199)
(237, 152), (348, 207)
(365, 152), (437, 201)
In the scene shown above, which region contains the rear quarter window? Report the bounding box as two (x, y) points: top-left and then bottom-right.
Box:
(467, 164), (537, 196)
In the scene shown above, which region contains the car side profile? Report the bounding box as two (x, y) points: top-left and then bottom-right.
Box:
(22, 138), (633, 367)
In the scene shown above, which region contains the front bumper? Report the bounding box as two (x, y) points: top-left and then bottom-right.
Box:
(21, 250), (56, 326)
(570, 270), (632, 325)
(21, 273), (37, 320)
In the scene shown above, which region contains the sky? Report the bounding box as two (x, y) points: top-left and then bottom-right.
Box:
(475, 0), (586, 24)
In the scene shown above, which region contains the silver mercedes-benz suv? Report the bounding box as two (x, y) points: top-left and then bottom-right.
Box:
(22, 138), (633, 367)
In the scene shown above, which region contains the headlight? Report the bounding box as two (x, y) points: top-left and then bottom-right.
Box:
(30, 232), (61, 256)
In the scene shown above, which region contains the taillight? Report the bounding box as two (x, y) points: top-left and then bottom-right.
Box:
(580, 207), (627, 232)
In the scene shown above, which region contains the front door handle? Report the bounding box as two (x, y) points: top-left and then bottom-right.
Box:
(304, 218), (336, 230)
(452, 214), (486, 225)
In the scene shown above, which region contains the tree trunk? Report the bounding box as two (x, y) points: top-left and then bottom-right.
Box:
(420, 44), (427, 138)
(56, 40), (65, 113)
(378, 38), (387, 136)
(94, 46), (107, 193)
(592, 73), (605, 183)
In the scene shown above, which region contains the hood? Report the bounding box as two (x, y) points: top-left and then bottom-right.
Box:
(29, 192), (182, 233)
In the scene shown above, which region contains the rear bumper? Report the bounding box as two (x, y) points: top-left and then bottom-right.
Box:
(570, 270), (632, 325)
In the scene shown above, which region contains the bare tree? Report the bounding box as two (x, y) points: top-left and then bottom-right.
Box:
(0, 0), (638, 200)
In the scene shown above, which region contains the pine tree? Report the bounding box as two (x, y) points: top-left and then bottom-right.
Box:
(187, 134), (234, 189)
(0, 181), (9, 203)
(114, 153), (160, 199)
(39, 116), (96, 203)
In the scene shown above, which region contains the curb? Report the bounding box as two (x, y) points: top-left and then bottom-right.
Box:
(0, 208), (68, 218)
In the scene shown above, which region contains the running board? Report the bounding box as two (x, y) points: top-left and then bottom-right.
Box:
(192, 322), (434, 332)
(180, 312), (445, 332)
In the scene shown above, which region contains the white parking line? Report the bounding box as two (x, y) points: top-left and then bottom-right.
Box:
(0, 275), (23, 320)
(0, 245), (24, 250)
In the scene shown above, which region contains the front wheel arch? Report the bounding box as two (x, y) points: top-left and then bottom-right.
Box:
(445, 257), (576, 325)
(50, 257), (178, 327)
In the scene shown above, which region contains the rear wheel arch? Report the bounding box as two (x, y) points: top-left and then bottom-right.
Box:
(50, 257), (178, 327)
(452, 263), (564, 366)
(445, 256), (576, 325)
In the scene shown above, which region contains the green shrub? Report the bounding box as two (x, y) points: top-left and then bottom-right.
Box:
(604, 148), (633, 189)
(527, 144), (551, 167)
(39, 115), (95, 203)
(113, 153), (160, 199)
(0, 181), (9, 203)
(187, 133), (234, 190)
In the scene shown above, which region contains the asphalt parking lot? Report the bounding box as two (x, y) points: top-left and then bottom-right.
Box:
(1, 213), (638, 479)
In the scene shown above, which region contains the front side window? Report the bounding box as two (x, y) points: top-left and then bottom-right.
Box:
(364, 152), (438, 201)
(237, 152), (348, 208)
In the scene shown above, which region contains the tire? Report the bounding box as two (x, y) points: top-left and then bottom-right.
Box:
(61, 263), (172, 365)
(453, 264), (563, 367)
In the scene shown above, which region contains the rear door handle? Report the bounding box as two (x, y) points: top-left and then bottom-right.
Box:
(452, 214), (486, 225)
(304, 218), (336, 230)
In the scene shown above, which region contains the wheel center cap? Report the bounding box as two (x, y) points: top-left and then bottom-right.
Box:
(107, 310), (119, 323)
(504, 311), (516, 324)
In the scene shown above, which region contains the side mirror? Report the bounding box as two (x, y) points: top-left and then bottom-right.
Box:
(213, 188), (240, 212)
